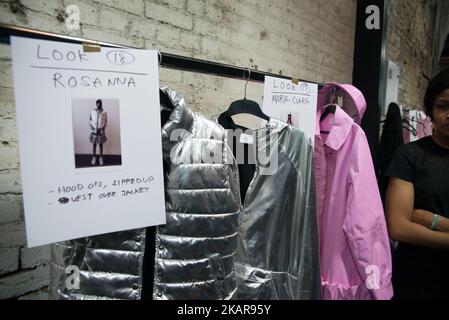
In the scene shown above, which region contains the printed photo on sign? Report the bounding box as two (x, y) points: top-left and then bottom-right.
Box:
(72, 97), (122, 170)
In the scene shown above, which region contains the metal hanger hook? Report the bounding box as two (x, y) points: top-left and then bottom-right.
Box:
(157, 50), (162, 66)
(330, 86), (337, 105)
(243, 68), (251, 99)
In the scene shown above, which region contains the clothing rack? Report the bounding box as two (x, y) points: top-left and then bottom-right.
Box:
(0, 23), (323, 87)
(400, 105), (417, 112)
(400, 105), (429, 118)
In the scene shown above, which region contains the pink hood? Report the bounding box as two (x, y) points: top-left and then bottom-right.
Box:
(318, 83), (367, 126)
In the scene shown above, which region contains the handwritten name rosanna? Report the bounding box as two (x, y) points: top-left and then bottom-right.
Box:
(36, 44), (138, 88)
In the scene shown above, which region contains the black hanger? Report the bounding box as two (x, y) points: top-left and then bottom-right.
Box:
(320, 104), (336, 122)
(228, 99), (270, 121)
(319, 104), (337, 134)
(227, 69), (270, 122)
(160, 89), (173, 126)
(408, 116), (425, 128)
(319, 86), (337, 123)
(401, 118), (417, 136)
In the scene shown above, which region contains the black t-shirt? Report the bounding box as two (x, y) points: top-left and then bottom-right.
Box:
(386, 136), (449, 217)
(217, 111), (256, 203)
(385, 136), (449, 299)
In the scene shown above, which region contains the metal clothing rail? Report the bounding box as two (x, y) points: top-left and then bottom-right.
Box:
(0, 23), (323, 87)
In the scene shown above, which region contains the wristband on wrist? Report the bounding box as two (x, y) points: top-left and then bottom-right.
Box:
(430, 214), (440, 230)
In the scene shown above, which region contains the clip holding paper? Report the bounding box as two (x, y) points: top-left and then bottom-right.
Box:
(291, 77), (299, 85)
(82, 40), (101, 53)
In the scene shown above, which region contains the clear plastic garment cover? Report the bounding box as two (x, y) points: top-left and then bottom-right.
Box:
(217, 111), (321, 300)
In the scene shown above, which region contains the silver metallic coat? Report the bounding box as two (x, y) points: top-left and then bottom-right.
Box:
(219, 116), (321, 300)
(50, 87), (241, 300)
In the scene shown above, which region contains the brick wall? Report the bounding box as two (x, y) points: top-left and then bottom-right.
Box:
(385, 0), (438, 110)
(0, 0), (357, 299)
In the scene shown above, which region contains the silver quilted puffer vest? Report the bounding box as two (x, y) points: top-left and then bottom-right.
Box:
(154, 87), (240, 299)
(50, 229), (145, 299)
(50, 88), (241, 300)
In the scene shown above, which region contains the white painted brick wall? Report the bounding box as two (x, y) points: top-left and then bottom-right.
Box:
(0, 221), (26, 248)
(0, 147), (19, 172)
(20, 246), (51, 269)
(17, 288), (49, 300)
(0, 118), (17, 142)
(0, 60), (13, 88)
(0, 248), (19, 275)
(0, 195), (23, 225)
(99, 7), (130, 31)
(0, 264), (50, 299)
(82, 25), (145, 47)
(386, 0), (437, 109)
(129, 16), (157, 40)
(20, 0), (63, 14)
(0, 0), (368, 300)
(0, 170), (22, 194)
(186, 0), (203, 16)
(156, 0), (185, 11)
(99, 0), (145, 16)
(145, 2), (193, 30)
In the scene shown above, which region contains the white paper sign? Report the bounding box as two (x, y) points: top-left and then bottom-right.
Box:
(11, 36), (166, 247)
(262, 76), (318, 143)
